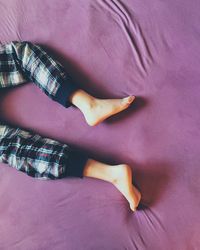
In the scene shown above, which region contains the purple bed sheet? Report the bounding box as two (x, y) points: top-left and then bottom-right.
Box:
(0, 0), (200, 249)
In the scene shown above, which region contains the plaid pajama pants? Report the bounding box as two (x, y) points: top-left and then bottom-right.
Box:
(0, 41), (88, 180)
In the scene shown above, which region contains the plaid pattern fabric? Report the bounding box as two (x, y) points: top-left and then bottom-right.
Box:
(0, 41), (87, 180)
(0, 41), (78, 107)
(0, 125), (69, 180)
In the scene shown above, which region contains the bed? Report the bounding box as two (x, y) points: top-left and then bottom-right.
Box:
(0, 0), (200, 249)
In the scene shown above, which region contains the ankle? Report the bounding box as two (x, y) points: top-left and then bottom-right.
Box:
(83, 159), (94, 176)
(111, 164), (132, 184)
(69, 89), (95, 111)
(83, 159), (116, 183)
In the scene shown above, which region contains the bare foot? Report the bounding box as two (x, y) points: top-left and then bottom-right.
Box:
(83, 159), (141, 212)
(111, 164), (141, 212)
(82, 96), (135, 126)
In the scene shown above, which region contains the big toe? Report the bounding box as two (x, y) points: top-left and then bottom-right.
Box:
(122, 96), (135, 105)
(130, 203), (136, 212)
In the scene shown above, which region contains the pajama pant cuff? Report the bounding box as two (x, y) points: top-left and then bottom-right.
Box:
(54, 76), (79, 108)
(66, 150), (88, 178)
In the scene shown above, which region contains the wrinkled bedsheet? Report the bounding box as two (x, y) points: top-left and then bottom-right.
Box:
(0, 0), (200, 249)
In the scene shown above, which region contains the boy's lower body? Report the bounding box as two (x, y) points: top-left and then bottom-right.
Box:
(0, 41), (141, 211)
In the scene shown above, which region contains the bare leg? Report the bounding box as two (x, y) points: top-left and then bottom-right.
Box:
(83, 159), (141, 212)
(69, 89), (135, 126)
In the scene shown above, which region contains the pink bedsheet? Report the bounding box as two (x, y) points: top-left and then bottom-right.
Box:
(0, 0), (200, 249)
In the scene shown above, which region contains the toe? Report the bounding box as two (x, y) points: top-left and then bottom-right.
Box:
(122, 96), (135, 105)
(130, 204), (136, 212)
(128, 96), (135, 103)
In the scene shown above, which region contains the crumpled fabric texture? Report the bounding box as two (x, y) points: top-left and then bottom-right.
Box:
(0, 0), (199, 249)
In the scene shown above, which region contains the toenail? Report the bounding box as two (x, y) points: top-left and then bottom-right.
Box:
(128, 96), (135, 103)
